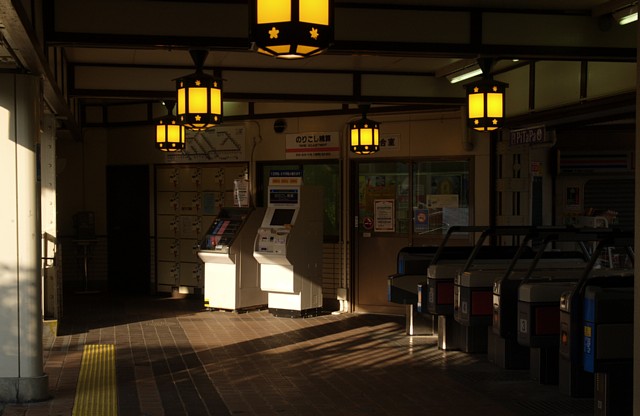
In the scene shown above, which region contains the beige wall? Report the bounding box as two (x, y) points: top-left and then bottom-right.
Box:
(56, 109), (491, 291)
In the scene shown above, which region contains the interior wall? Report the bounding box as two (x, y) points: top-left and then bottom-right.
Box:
(56, 109), (490, 290)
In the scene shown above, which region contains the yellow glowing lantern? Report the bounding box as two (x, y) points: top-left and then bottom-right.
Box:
(176, 50), (223, 131)
(156, 101), (186, 152)
(350, 113), (380, 155)
(465, 78), (508, 132)
(250, 0), (334, 59)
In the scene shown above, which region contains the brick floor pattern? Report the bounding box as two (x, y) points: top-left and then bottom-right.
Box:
(1, 293), (593, 416)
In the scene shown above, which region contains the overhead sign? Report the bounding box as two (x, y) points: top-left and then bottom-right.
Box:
(509, 126), (547, 146)
(285, 132), (340, 159)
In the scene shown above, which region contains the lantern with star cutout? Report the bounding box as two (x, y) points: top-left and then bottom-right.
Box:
(250, 0), (334, 59)
(156, 100), (186, 152)
(176, 50), (223, 131)
(350, 113), (380, 155)
(464, 78), (508, 132)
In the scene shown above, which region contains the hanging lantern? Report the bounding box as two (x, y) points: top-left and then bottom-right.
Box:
(465, 78), (508, 131)
(155, 101), (185, 152)
(250, 0), (334, 59)
(176, 50), (222, 131)
(350, 111), (380, 155)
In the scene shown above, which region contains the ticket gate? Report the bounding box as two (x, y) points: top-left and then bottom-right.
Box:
(197, 207), (267, 311)
(388, 246), (438, 306)
(436, 226), (533, 352)
(558, 232), (634, 398)
(517, 280), (577, 383)
(429, 226), (534, 352)
(583, 286), (633, 416)
(253, 174), (323, 317)
(490, 227), (618, 371)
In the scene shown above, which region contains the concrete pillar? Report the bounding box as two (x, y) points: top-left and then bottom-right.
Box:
(0, 73), (48, 402)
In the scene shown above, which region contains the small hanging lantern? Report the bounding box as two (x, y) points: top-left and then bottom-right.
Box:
(155, 101), (185, 152)
(250, 0), (334, 59)
(465, 79), (508, 132)
(463, 58), (508, 132)
(350, 107), (380, 155)
(176, 50), (223, 131)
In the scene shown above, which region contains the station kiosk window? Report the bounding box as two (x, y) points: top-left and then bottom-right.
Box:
(254, 172), (324, 317)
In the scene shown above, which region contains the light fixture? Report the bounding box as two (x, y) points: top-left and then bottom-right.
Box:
(613, 5), (638, 25)
(464, 59), (508, 132)
(250, 0), (334, 59)
(176, 50), (222, 131)
(446, 63), (483, 84)
(156, 100), (185, 152)
(350, 106), (380, 155)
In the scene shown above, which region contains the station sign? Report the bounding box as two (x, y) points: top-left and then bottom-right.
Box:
(285, 132), (340, 159)
(509, 126), (547, 146)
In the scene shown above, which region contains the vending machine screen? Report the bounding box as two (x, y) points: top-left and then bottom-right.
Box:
(269, 209), (296, 226)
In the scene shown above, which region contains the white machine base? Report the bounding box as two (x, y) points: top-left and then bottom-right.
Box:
(269, 307), (322, 318)
(267, 291), (322, 318)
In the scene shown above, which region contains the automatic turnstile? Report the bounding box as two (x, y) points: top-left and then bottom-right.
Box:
(583, 286), (633, 416)
(517, 280), (577, 383)
(558, 232), (634, 398)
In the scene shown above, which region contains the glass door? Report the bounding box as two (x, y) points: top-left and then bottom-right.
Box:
(353, 161), (410, 314)
(352, 158), (472, 314)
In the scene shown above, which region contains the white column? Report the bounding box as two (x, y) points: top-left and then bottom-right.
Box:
(0, 73), (48, 402)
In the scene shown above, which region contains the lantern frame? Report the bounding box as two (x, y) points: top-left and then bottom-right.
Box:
(464, 78), (508, 132)
(176, 50), (223, 131)
(350, 114), (380, 155)
(249, 0), (334, 59)
(156, 101), (186, 152)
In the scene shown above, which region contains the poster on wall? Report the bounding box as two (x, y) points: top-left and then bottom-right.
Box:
(414, 208), (429, 233)
(374, 199), (395, 232)
(165, 126), (246, 163)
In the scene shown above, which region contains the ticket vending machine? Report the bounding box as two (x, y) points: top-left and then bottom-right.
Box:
(197, 206), (267, 311)
(253, 174), (323, 317)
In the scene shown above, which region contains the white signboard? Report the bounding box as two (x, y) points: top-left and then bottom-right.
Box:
(285, 132), (340, 159)
(374, 199), (395, 232)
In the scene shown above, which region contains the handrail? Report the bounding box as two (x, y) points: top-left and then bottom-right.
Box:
(42, 232), (58, 267)
(460, 225), (534, 273)
(429, 225), (489, 266)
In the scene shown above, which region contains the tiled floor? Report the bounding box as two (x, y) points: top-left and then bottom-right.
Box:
(1, 292), (594, 416)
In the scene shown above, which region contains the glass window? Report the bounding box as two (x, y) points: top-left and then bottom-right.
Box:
(357, 162), (410, 235)
(413, 160), (470, 236)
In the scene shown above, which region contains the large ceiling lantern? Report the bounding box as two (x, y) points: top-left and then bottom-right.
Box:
(464, 59), (508, 132)
(176, 50), (223, 131)
(250, 0), (334, 59)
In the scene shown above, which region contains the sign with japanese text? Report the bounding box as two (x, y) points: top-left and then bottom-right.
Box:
(285, 132), (340, 159)
(374, 199), (395, 232)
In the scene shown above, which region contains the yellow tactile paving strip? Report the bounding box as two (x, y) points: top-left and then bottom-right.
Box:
(72, 344), (117, 416)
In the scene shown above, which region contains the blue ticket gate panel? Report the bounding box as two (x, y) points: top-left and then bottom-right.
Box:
(559, 271), (633, 397)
